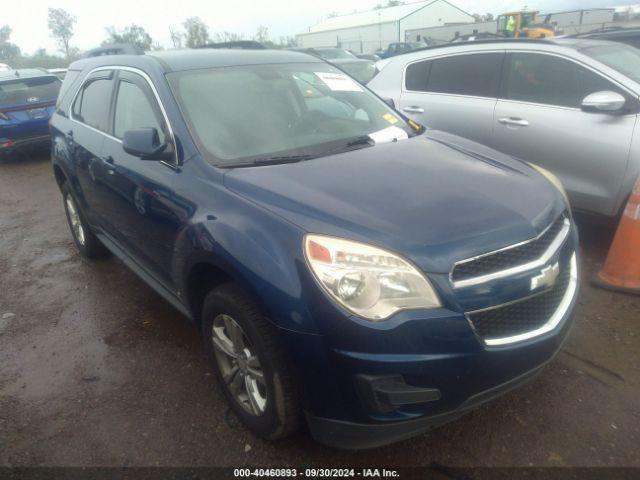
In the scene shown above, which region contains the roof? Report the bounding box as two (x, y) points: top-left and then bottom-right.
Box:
(307, 0), (437, 33)
(385, 37), (621, 60)
(70, 49), (324, 74)
(0, 69), (57, 82)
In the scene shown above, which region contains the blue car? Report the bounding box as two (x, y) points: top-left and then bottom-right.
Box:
(50, 49), (579, 449)
(0, 69), (61, 158)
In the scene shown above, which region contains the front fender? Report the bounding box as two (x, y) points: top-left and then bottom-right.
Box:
(172, 164), (323, 335)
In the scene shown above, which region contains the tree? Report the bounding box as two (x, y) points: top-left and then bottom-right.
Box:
(183, 17), (210, 48)
(374, 1), (404, 10)
(254, 25), (269, 44)
(48, 8), (76, 59)
(169, 27), (183, 49)
(0, 25), (20, 61)
(104, 24), (153, 51)
(214, 31), (244, 43)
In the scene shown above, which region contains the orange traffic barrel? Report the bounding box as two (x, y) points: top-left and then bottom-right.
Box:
(593, 177), (640, 295)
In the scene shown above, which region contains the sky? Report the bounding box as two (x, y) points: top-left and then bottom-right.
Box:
(3, 0), (639, 55)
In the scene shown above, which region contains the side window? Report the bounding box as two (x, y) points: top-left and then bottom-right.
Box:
(72, 75), (113, 131)
(56, 70), (80, 107)
(113, 79), (165, 142)
(503, 53), (621, 108)
(425, 53), (503, 97)
(405, 60), (432, 91)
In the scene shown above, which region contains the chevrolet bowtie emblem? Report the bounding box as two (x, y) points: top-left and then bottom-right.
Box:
(531, 262), (560, 291)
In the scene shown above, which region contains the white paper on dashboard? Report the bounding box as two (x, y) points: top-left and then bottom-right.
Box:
(314, 72), (363, 92)
(368, 126), (409, 144)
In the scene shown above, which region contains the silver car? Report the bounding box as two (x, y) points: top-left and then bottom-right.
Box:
(368, 38), (640, 218)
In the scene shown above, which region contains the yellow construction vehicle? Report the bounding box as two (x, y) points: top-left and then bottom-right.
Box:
(497, 10), (557, 39)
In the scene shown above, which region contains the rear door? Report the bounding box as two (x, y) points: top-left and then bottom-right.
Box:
(492, 52), (637, 216)
(68, 69), (116, 227)
(398, 51), (504, 145)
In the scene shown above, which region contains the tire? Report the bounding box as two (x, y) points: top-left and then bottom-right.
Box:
(201, 283), (300, 439)
(62, 182), (109, 258)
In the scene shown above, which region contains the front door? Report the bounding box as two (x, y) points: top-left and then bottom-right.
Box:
(492, 52), (636, 216)
(100, 70), (182, 286)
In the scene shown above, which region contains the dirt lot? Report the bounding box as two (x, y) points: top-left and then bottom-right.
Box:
(0, 152), (639, 467)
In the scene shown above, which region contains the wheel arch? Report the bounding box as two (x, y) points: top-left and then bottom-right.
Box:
(52, 163), (68, 190)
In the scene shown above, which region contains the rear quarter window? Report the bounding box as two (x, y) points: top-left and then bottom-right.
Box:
(56, 70), (81, 107)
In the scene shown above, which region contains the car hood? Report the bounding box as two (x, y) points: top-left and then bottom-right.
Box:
(223, 131), (564, 273)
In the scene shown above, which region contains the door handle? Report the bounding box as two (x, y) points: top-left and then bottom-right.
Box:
(402, 106), (425, 114)
(498, 117), (529, 127)
(101, 155), (115, 175)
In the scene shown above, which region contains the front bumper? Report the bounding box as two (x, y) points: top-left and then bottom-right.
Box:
(306, 362), (546, 449)
(279, 225), (579, 449)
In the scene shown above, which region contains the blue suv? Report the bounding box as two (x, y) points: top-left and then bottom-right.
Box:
(0, 69), (61, 158)
(50, 49), (579, 449)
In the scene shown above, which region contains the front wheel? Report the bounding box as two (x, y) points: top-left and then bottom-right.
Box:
(62, 183), (109, 258)
(201, 283), (300, 439)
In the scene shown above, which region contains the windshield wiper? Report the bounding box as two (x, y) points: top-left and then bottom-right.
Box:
(322, 135), (375, 157)
(221, 136), (375, 168)
(224, 154), (314, 168)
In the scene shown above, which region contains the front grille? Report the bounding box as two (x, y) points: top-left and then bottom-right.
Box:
(467, 260), (571, 340)
(452, 214), (567, 283)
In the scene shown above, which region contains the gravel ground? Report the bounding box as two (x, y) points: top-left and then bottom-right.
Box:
(0, 152), (638, 467)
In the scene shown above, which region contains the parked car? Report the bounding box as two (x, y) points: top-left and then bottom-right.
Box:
(293, 47), (377, 84)
(375, 42), (425, 59)
(450, 32), (506, 43)
(198, 40), (266, 50)
(51, 48), (579, 449)
(369, 38), (640, 219)
(0, 63), (11, 71)
(568, 27), (640, 50)
(348, 50), (381, 62)
(0, 69), (61, 159)
(47, 68), (68, 80)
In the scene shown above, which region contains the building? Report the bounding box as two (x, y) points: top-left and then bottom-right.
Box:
(296, 0), (474, 54)
(541, 8), (615, 34)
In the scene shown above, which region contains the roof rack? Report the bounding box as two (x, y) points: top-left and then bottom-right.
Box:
(81, 43), (145, 58)
(197, 41), (266, 50)
(393, 37), (557, 57)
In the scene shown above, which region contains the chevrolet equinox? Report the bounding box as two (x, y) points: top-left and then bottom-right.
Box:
(50, 49), (580, 449)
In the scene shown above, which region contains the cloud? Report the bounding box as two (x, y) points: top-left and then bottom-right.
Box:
(3, 0), (638, 56)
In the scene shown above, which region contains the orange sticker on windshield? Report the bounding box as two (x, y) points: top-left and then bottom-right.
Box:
(383, 113), (399, 124)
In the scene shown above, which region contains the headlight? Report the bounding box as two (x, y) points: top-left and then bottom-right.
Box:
(304, 235), (441, 321)
(529, 163), (571, 209)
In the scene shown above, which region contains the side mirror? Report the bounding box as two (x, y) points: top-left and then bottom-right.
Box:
(581, 91), (626, 114)
(122, 128), (169, 160)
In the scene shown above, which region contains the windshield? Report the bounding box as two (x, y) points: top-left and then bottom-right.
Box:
(0, 76), (61, 107)
(313, 49), (355, 60)
(581, 43), (640, 83)
(168, 63), (420, 166)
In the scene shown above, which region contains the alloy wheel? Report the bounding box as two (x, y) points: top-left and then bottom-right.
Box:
(211, 314), (267, 416)
(65, 195), (86, 246)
